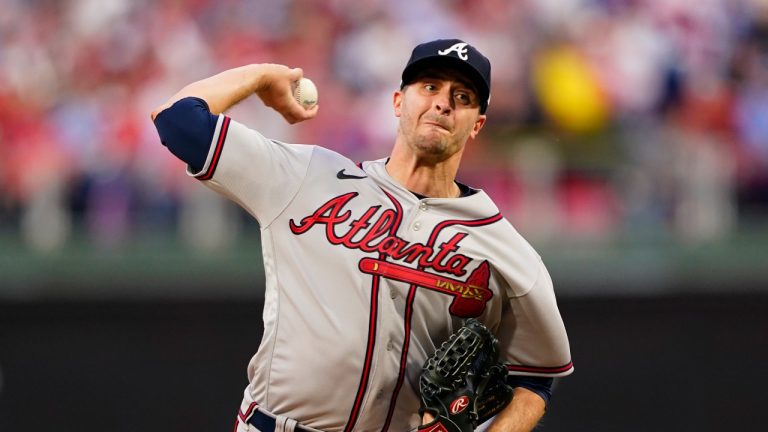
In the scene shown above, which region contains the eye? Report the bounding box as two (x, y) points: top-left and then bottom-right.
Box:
(424, 83), (438, 92)
(455, 92), (472, 105)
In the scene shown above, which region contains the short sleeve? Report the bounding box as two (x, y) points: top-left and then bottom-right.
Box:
(496, 259), (574, 377)
(189, 115), (315, 226)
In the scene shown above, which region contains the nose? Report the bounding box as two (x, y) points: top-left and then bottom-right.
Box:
(433, 87), (453, 114)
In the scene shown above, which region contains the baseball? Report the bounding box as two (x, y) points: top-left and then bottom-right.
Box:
(294, 77), (318, 109)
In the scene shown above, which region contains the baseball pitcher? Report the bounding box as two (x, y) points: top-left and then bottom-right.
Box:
(151, 39), (573, 432)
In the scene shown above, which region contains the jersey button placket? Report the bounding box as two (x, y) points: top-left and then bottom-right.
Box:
(412, 201), (428, 231)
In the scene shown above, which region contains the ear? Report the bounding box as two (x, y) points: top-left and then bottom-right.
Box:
(469, 114), (486, 139)
(393, 90), (403, 117)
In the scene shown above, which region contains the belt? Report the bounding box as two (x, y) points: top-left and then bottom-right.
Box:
(247, 409), (313, 432)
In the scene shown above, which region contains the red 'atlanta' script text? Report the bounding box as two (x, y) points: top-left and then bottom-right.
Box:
(289, 193), (472, 276)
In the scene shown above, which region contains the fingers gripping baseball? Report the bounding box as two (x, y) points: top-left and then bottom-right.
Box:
(255, 66), (318, 124)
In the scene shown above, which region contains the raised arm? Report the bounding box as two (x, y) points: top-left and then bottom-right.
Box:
(150, 63), (318, 124)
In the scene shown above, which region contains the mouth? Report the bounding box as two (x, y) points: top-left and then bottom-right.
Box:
(422, 119), (451, 132)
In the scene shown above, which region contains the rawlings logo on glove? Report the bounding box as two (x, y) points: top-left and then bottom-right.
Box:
(418, 319), (514, 432)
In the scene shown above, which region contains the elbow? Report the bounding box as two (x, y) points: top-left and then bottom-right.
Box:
(151, 96), (218, 170)
(150, 103), (170, 122)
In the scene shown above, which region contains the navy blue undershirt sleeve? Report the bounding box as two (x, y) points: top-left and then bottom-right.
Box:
(507, 375), (554, 405)
(153, 96), (219, 173)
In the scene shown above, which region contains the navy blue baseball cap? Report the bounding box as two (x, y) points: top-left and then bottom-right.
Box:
(401, 39), (491, 113)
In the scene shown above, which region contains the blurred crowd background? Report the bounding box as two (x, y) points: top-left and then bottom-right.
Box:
(1, 0), (767, 291)
(3, 2), (768, 430)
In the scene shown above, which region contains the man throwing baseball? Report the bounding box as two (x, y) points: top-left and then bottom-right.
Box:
(151, 39), (572, 432)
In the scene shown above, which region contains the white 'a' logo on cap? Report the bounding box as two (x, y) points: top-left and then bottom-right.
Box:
(438, 42), (469, 60)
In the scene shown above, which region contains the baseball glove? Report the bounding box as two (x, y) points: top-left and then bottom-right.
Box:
(418, 319), (513, 432)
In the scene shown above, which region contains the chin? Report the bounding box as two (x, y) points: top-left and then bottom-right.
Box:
(413, 142), (462, 163)
(413, 138), (447, 155)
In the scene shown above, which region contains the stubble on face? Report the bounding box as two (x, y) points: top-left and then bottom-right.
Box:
(397, 91), (474, 162)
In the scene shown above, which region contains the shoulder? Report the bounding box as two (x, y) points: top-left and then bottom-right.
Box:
(482, 214), (543, 264)
(308, 144), (358, 164)
(297, 144), (363, 174)
(460, 202), (545, 295)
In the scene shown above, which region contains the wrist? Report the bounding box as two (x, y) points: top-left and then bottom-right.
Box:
(246, 64), (270, 94)
(249, 63), (289, 94)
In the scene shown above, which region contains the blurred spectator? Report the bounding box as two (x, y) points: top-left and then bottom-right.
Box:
(0, 0), (765, 253)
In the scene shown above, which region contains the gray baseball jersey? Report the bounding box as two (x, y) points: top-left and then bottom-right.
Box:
(190, 115), (573, 432)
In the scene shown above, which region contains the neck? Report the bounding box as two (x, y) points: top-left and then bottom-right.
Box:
(386, 143), (463, 198)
